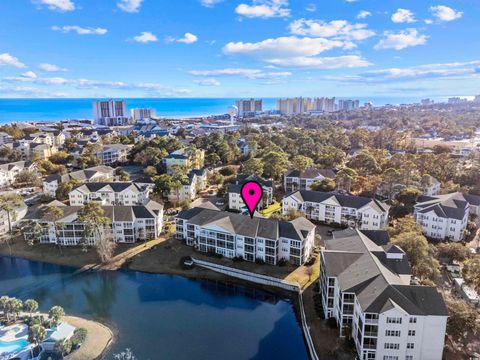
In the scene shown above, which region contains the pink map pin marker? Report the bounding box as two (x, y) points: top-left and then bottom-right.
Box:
(241, 181), (263, 219)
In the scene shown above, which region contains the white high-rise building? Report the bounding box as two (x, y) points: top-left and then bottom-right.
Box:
(310, 97), (336, 112)
(338, 99), (360, 111)
(276, 97), (307, 115)
(235, 99), (262, 117)
(93, 100), (129, 126)
(131, 108), (156, 122)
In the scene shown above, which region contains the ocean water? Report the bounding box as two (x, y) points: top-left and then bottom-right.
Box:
(0, 96), (425, 124)
(0, 98), (277, 123)
(0, 256), (309, 360)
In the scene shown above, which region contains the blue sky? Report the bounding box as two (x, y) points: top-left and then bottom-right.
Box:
(0, 0), (479, 99)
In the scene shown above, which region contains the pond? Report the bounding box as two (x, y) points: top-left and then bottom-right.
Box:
(0, 256), (308, 360)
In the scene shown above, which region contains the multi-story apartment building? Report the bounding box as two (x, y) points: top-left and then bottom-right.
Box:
(276, 97), (307, 115)
(167, 168), (208, 204)
(175, 207), (315, 265)
(69, 182), (150, 206)
(282, 190), (389, 230)
(93, 100), (130, 126)
(228, 175), (274, 211)
(162, 148), (205, 174)
(338, 99), (360, 111)
(96, 144), (131, 165)
(0, 132), (14, 145)
(23, 200), (163, 245)
(414, 192), (480, 241)
(0, 161), (37, 188)
(235, 99), (262, 117)
(131, 108), (156, 122)
(310, 97), (336, 112)
(43, 165), (115, 198)
(320, 228), (448, 360)
(284, 167), (336, 193)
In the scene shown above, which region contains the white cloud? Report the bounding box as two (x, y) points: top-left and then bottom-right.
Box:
(357, 11), (371, 19)
(21, 71), (38, 79)
(33, 0), (75, 12)
(166, 33), (198, 44)
(189, 68), (291, 79)
(200, 0), (223, 7)
(289, 19), (375, 41)
(391, 8), (416, 23)
(266, 55), (371, 69)
(51, 25), (108, 35)
(424, 19), (434, 25)
(117, 0), (143, 13)
(39, 63), (67, 72)
(305, 4), (316, 12)
(1, 74), (191, 96)
(194, 78), (221, 86)
(326, 61), (480, 83)
(429, 5), (463, 22)
(235, 0), (290, 19)
(132, 32), (158, 43)
(223, 36), (347, 59)
(374, 29), (427, 50)
(0, 53), (25, 68)
(0, 85), (68, 98)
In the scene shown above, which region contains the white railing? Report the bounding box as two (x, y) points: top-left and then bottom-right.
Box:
(191, 258), (300, 291)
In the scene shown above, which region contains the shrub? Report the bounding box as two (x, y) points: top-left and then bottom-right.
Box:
(278, 258), (289, 267)
(71, 328), (87, 348)
(327, 317), (338, 328)
(255, 258), (265, 265)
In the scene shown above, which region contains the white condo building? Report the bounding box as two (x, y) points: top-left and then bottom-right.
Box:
(175, 207), (316, 265)
(131, 108), (156, 122)
(282, 190), (389, 230)
(413, 192), (480, 241)
(228, 175), (274, 211)
(23, 200), (163, 245)
(235, 99), (262, 117)
(284, 167), (336, 193)
(321, 228), (448, 360)
(93, 100), (129, 126)
(69, 182), (150, 206)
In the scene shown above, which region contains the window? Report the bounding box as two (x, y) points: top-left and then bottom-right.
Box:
(408, 330), (415, 336)
(407, 343), (414, 349)
(386, 317), (402, 324)
(383, 357), (398, 360)
(384, 343), (400, 350)
(409, 317), (417, 324)
(385, 330), (401, 337)
(406, 356), (413, 360)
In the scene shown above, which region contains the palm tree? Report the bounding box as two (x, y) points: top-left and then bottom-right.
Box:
(24, 299), (39, 319)
(29, 324), (46, 345)
(0, 296), (11, 322)
(48, 305), (65, 326)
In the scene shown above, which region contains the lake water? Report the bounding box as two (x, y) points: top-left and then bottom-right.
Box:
(0, 256), (308, 360)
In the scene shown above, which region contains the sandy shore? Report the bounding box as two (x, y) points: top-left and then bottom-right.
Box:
(63, 316), (113, 360)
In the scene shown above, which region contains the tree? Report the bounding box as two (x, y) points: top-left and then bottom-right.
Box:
(153, 174), (173, 197)
(56, 179), (80, 201)
(462, 257), (480, 293)
(115, 167), (130, 181)
(49, 151), (72, 165)
(0, 296), (12, 322)
(444, 294), (480, 341)
(9, 298), (23, 321)
(292, 155), (313, 172)
(29, 324), (46, 344)
(0, 194), (23, 236)
(49, 305), (65, 325)
(242, 158), (264, 177)
(77, 202), (115, 261)
(436, 243), (469, 263)
(24, 299), (39, 318)
(144, 166), (157, 177)
(15, 170), (40, 186)
(55, 338), (72, 357)
(262, 151), (289, 179)
(388, 216), (423, 237)
(310, 178), (336, 192)
(396, 187), (421, 210)
(336, 166), (357, 192)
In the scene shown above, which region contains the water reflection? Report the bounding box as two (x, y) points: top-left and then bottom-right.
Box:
(0, 256), (308, 360)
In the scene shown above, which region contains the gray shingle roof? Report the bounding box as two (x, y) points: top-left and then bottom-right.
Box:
(322, 228), (446, 316)
(415, 192), (478, 220)
(176, 207), (314, 241)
